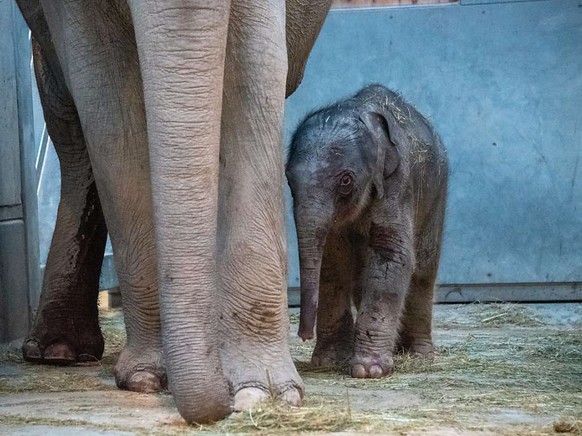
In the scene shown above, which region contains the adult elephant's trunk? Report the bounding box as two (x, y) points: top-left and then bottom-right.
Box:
(295, 212), (330, 341)
(129, 1), (230, 424)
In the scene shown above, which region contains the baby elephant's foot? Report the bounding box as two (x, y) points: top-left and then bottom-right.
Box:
(311, 341), (352, 369)
(114, 347), (166, 393)
(398, 337), (435, 358)
(311, 351), (344, 368)
(350, 353), (394, 379)
(409, 342), (435, 358)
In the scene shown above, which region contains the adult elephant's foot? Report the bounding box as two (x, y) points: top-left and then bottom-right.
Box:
(233, 387), (269, 411)
(114, 346), (166, 393)
(349, 352), (394, 379)
(222, 338), (304, 411)
(233, 386), (302, 411)
(22, 316), (104, 365)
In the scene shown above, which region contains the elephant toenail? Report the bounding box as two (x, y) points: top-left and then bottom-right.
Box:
(233, 387), (268, 412)
(321, 357), (333, 367)
(22, 340), (42, 360)
(43, 342), (76, 364)
(281, 388), (302, 407)
(369, 365), (383, 378)
(351, 363), (366, 378)
(127, 371), (162, 393)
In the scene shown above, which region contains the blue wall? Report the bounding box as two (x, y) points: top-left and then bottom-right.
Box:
(284, 0), (582, 287)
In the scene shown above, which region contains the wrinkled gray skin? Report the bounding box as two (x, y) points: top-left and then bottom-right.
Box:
(16, 0), (332, 424)
(286, 84), (448, 379)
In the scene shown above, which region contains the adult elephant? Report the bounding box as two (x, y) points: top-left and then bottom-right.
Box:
(16, 0), (332, 424)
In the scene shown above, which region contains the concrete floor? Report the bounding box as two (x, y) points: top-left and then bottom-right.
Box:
(1, 303), (581, 434)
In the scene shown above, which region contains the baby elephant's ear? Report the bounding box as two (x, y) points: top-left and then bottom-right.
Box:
(359, 111), (400, 200)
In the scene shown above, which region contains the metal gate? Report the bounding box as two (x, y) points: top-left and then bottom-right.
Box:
(0, 0), (40, 343)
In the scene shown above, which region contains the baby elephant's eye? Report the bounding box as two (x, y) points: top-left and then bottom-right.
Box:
(338, 173), (354, 195)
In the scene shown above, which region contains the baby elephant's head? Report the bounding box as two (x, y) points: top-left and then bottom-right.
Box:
(286, 104), (399, 340)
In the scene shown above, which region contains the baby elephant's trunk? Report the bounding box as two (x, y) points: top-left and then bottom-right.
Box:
(296, 222), (328, 341)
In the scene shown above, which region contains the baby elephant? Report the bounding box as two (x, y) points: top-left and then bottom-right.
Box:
(286, 84), (448, 378)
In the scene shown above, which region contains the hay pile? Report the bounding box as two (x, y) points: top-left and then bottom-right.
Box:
(1, 303), (580, 434)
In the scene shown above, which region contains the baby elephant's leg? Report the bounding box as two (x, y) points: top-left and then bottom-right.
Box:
(398, 271), (437, 357)
(311, 233), (354, 368)
(398, 200), (445, 357)
(351, 222), (414, 378)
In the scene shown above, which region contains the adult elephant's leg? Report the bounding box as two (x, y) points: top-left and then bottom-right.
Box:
(128, 0), (231, 424)
(22, 36), (107, 365)
(285, 0), (332, 97)
(39, 1), (164, 393)
(218, 0), (302, 409)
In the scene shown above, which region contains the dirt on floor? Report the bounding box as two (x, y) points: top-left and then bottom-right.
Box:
(0, 303), (581, 435)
